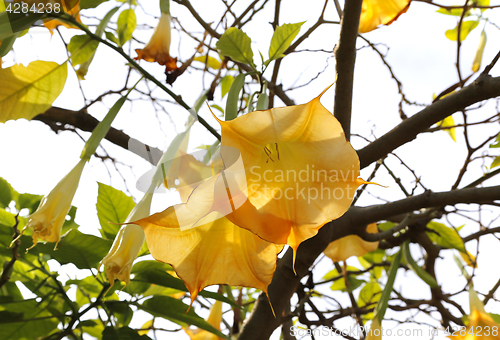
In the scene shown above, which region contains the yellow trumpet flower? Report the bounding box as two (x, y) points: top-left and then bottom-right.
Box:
(16, 158), (86, 249)
(324, 223), (379, 263)
(99, 193), (152, 285)
(135, 12), (178, 71)
(448, 287), (500, 339)
(359, 0), (411, 33)
(185, 300), (224, 340)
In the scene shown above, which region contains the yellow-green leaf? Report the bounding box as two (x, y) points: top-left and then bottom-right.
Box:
(266, 22), (304, 65)
(216, 27), (254, 67)
(117, 8), (137, 46)
(445, 20), (479, 41)
(0, 61), (67, 123)
(426, 221), (465, 253)
(437, 115), (456, 142)
(358, 282), (382, 320)
(193, 55), (221, 70)
(472, 30), (487, 72)
(220, 75), (234, 98)
(491, 155), (500, 169)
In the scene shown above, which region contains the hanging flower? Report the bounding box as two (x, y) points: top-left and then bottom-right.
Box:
(44, 1), (82, 34)
(135, 12), (178, 71)
(99, 193), (152, 285)
(448, 287), (500, 339)
(185, 301), (224, 340)
(358, 0), (411, 33)
(14, 158), (86, 250)
(214, 88), (372, 260)
(133, 88), (373, 269)
(366, 317), (382, 340)
(135, 205), (283, 306)
(323, 223), (379, 263)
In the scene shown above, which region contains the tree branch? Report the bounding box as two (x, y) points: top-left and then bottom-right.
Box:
(333, 0), (363, 141)
(358, 74), (500, 169)
(33, 107), (164, 165)
(238, 185), (500, 339)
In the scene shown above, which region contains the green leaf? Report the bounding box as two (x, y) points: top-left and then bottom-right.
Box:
(0, 61), (68, 123)
(0, 177), (14, 208)
(490, 132), (500, 148)
(220, 75), (234, 98)
(359, 249), (385, 279)
(0, 299), (59, 340)
(194, 55), (221, 70)
(402, 240), (439, 288)
(324, 266), (366, 292)
(256, 92), (268, 111)
(436, 115), (456, 142)
(426, 221), (465, 253)
(472, 30), (487, 72)
(68, 35), (100, 66)
(16, 193), (42, 214)
(266, 22), (304, 65)
(373, 250), (401, 321)
(117, 9), (137, 46)
(0, 208), (16, 226)
(436, 8), (470, 16)
(0, 31), (20, 58)
(36, 229), (113, 269)
(225, 73), (245, 121)
(136, 296), (228, 339)
(377, 221), (396, 231)
(96, 183), (136, 239)
(358, 282), (382, 320)
(216, 27), (254, 67)
(105, 301), (133, 327)
(105, 31), (120, 45)
(102, 326), (152, 340)
(80, 0), (109, 9)
(445, 19), (480, 41)
(491, 155), (500, 169)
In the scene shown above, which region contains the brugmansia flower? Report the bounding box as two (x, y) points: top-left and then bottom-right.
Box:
(448, 287), (500, 339)
(214, 87), (371, 259)
(134, 205), (283, 305)
(43, 1), (82, 34)
(185, 300), (224, 340)
(162, 151), (223, 203)
(323, 223), (379, 262)
(366, 317), (382, 340)
(99, 193), (152, 285)
(134, 88), (371, 266)
(358, 0), (411, 33)
(135, 12), (178, 71)
(14, 158), (86, 249)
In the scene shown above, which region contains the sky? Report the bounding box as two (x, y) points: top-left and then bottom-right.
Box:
(1, 0), (500, 339)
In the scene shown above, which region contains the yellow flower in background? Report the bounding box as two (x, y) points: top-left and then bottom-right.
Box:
(135, 12), (178, 71)
(448, 287), (500, 339)
(323, 223), (379, 263)
(99, 193), (152, 285)
(359, 0), (411, 33)
(366, 317), (382, 340)
(43, 1), (82, 34)
(16, 158), (86, 249)
(185, 301), (224, 340)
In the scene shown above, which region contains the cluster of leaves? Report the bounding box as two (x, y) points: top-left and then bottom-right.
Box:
(0, 179), (235, 339)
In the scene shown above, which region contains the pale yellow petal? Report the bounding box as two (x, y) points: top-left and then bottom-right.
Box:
(324, 223), (379, 262)
(359, 0), (411, 33)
